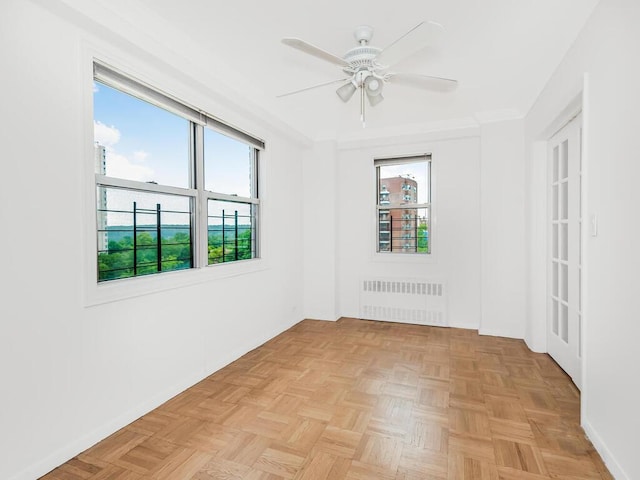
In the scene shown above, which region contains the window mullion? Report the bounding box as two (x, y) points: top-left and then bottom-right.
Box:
(206, 192), (259, 205)
(96, 174), (197, 197)
(193, 123), (208, 269)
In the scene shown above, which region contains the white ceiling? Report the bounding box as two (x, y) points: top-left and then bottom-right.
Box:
(72, 0), (601, 140)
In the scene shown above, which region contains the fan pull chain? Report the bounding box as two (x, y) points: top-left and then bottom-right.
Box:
(360, 85), (366, 128)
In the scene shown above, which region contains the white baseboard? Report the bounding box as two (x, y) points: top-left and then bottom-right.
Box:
(583, 419), (629, 480)
(10, 369), (206, 480)
(449, 320), (479, 330)
(10, 319), (299, 480)
(478, 328), (524, 340)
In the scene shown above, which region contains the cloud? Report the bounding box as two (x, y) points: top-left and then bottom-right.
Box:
(94, 120), (120, 147)
(94, 120), (155, 182)
(133, 150), (149, 162)
(106, 152), (154, 182)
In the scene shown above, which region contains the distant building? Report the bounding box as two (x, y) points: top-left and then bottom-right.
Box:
(95, 143), (108, 252)
(378, 175), (418, 252)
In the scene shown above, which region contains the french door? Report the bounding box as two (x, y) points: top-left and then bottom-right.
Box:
(548, 114), (582, 389)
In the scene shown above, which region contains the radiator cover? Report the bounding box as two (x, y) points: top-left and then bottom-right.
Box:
(359, 278), (447, 326)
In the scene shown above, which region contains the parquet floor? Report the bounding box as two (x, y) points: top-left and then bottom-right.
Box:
(41, 318), (613, 479)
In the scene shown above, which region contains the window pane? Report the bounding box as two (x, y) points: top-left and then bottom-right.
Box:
(378, 161), (429, 206)
(97, 187), (192, 281)
(207, 200), (257, 264)
(204, 128), (253, 197)
(93, 81), (190, 188)
(377, 158), (430, 255)
(378, 207), (429, 253)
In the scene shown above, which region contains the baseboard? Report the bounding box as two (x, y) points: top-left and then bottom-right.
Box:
(583, 419), (629, 480)
(303, 316), (340, 322)
(11, 369), (207, 480)
(10, 318), (299, 480)
(449, 321), (479, 330)
(478, 328), (524, 340)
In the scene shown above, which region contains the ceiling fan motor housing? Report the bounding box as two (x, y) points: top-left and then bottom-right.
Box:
(343, 46), (382, 72)
(354, 25), (374, 44)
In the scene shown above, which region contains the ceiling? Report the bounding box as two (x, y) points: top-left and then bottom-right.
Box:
(68, 0), (601, 140)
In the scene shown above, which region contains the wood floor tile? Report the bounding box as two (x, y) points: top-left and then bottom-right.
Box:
(329, 406), (371, 433)
(293, 451), (339, 480)
(82, 429), (148, 463)
(314, 426), (363, 458)
(253, 445), (306, 479)
(39, 456), (105, 480)
(448, 453), (500, 480)
(449, 407), (492, 439)
(182, 421), (239, 453)
(126, 411), (181, 436)
(150, 449), (212, 479)
(84, 464), (144, 480)
(344, 461), (397, 480)
(41, 318), (612, 480)
(489, 418), (536, 444)
(191, 457), (250, 479)
(485, 395), (529, 423)
(353, 433), (403, 472)
(113, 437), (182, 475)
(449, 433), (496, 462)
(539, 449), (603, 479)
(493, 439), (547, 475)
(398, 445), (448, 477)
(217, 431), (271, 465)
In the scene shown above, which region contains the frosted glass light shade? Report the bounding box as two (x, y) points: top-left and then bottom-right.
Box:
(367, 92), (384, 106)
(336, 82), (357, 102)
(364, 75), (383, 96)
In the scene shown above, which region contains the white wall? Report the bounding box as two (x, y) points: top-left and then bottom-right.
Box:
(302, 140), (339, 320)
(525, 0), (640, 477)
(0, 1), (306, 479)
(331, 124), (526, 335)
(334, 130), (483, 329)
(479, 120), (526, 339)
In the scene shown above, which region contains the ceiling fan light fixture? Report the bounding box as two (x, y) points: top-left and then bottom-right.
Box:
(336, 81), (357, 102)
(364, 75), (383, 97)
(367, 92), (384, 106)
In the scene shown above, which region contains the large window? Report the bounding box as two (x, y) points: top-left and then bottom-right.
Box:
(93, 63), (262, 282)
(375, 155), (431, 254)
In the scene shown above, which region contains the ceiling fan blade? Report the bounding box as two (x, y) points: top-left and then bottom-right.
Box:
(277, 78), (350, 98)
(282, 38), (350, 67)
(387, 73), (458, 92)
(377, 21), (444, 68)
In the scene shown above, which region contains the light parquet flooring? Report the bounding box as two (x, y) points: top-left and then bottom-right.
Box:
(41, 318), (613, 480)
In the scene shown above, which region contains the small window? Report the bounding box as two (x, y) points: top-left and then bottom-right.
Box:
(93, 62), (263, 282)
(375, 155), (431, 254)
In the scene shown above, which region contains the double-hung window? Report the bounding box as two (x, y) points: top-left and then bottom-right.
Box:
(93, 62), (262, 282)
(375, 155), (431, 254)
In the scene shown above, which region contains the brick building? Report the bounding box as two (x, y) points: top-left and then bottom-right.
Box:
(378, 175), (418, 252)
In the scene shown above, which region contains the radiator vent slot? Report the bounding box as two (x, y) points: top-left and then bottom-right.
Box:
(360, 278), (447, 327)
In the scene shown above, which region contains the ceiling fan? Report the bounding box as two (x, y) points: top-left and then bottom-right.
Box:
(278, 22), (458, 126)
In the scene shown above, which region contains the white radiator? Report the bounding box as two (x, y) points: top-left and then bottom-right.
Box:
(359, 278), (447, 327)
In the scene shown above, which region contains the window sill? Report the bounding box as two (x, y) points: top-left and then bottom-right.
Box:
(372, 252), (436, 264)
(84, 258), (268, 307)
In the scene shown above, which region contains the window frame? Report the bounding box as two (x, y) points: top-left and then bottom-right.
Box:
(91, 61), (264, 289)
(374, 154), (432, 256)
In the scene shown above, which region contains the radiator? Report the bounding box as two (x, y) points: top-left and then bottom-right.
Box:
(359, 278), (447, 327)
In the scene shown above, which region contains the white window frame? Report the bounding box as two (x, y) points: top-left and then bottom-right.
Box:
(375, 154), (432, 256)
(86, 60), (265, 304)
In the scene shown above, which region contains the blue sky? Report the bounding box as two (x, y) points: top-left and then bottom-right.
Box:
(94, 81), (252, 195)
